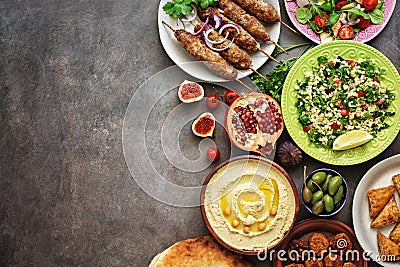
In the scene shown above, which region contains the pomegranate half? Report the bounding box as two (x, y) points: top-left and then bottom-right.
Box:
(225, 93), (284, 155)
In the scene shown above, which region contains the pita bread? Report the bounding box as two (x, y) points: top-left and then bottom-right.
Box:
(367, 186), (395, 219)
(392, 174), (400, 195)
(371, 196), (400, 228)
(148, 236), (253, 267)
(377, 231), (400, 261)
(389, 223), (400, 245)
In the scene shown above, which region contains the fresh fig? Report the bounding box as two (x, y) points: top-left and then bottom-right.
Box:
(192, 112), (215, 138)
(178, 80), (204, 103)
(277, 141), (303, 167)
(225, 93), (284, 155)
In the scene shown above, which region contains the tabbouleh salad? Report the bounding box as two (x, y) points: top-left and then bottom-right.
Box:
(295, 56), (395, 148)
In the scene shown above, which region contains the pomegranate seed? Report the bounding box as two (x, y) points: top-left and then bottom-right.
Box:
(251, 128), (256, 134)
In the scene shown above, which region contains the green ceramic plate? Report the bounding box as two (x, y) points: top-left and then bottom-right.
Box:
(282, 41), (400, 166)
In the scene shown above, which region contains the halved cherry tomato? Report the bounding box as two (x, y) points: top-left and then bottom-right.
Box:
(363, 0), (378, 11)
(373, 77), (379, 82)
(340, 109), (349, 116)
(337, 99), (344, 109)
(358, 90), (366, 97)
(335, 0), (349, 10)
(338, 25), (355, 40)
(206, 94), (221, 109)
(303, 124), (314, 132)
(329, 60), (335, 67)
(225, 90), (240, 106)
(331, 122), (341, 130)
(314, 14), (329, 28)
(334, 80), (342, 88)
(206, 147), (220, 162)
(357, 17), (371, 28)
(346, 59), (356, 68)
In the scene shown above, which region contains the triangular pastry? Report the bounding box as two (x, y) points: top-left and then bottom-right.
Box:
(371, 196), (400, 228)
(389, 223), (400, 245)
(377, 231), (400, 261)
(367, 186), (395, 219)
(392, 174), (400, 195)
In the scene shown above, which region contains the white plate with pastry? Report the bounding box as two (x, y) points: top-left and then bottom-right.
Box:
(353, 154), (400, 266)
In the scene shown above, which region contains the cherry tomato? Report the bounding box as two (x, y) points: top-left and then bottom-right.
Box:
(206, 147), (220, 162)
(314, 14), (329, 28)
(338, 99), (344, 109)
(331, 122), (341, 130)
(206, 94), (221, 109)
(340, 109), (349, 116)
(346, 60), (356, 68)
(225, 90), (240, 105)
(329, 60), (335, 67)
(363, 0), (378, 11)
(357, 17), (371, 28)
(334, 80), (342, 88)
(335, 0), (349, 10)
(357, 90), (366, 97)
(377, 97), (385, 104)
(338, 25), (355, 40)
(373, 77), (379, 82)
(303, 124), (314, 132)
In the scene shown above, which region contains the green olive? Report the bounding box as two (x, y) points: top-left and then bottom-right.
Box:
(322, 174), (332, 192)
(328, 176), (343, 195)
(334, 185), (345, 205)
(303, 186), (313, 204)
(312, 200), (324, 215)
(312, 171), (327, 185)
(307, 179), (318, 192)
(311, 191), (323, 205)
(323, 195), (334, 213)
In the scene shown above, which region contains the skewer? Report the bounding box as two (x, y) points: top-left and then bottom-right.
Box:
(257, 49), (280, 64)
(279, 19), (298, 34)
(235, 78), (254, 92)
(249, 67), (268, 81)
(269, 39), (288, 55)
(162, 20), (176, 32)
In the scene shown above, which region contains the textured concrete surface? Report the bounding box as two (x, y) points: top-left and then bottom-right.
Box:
(0, 0), (398, 266)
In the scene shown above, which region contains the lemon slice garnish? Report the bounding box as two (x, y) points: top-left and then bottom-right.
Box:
(333, 130), (373, 151)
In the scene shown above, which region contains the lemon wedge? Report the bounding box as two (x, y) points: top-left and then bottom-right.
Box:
(333, 130), (373, 151)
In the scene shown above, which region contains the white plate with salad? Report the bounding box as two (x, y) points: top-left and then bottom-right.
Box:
(285, 0), (396, 44)
(158, 0), (280, 82)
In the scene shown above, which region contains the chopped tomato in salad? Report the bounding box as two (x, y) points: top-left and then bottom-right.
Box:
(294, 0), (385, 42)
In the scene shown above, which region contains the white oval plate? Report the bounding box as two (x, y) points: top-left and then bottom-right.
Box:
(157, 0), (280, 82)
(353, 154), (400, 266)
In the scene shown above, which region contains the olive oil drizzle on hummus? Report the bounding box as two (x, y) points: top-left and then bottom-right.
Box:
(220, 177), (280, 234)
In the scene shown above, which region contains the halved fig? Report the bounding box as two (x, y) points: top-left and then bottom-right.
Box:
(225, 93), (284, 155)
(192, 112), (215, 138)
(178, 80), (204, 103)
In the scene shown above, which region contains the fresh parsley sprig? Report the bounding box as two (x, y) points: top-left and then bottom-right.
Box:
(163, 0), (219, 18)
(251, 43), (314, 102)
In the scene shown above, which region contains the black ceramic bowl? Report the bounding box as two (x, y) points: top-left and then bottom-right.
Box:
(301, 168), (348, 217)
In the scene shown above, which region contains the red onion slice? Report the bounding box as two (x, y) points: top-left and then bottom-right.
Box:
(194, 17), (209, 35)
(205, 38), (235, 52)
(181, 4), (198, 22)
(213, 14), (221, 29)
(218, 23), (240, 35)
(203, 29), (230, 45)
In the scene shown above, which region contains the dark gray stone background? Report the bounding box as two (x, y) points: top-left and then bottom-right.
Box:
(0, 0), (398, 266)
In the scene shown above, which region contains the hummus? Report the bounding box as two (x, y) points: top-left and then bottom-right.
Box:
(203, 158), (297, 251)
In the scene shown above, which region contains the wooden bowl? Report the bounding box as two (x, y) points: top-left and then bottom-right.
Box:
(274, 219), (368, 267)
(200, 155), (300, 255)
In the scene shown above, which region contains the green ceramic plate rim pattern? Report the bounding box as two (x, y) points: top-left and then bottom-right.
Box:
(282, 41), (400, 166)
